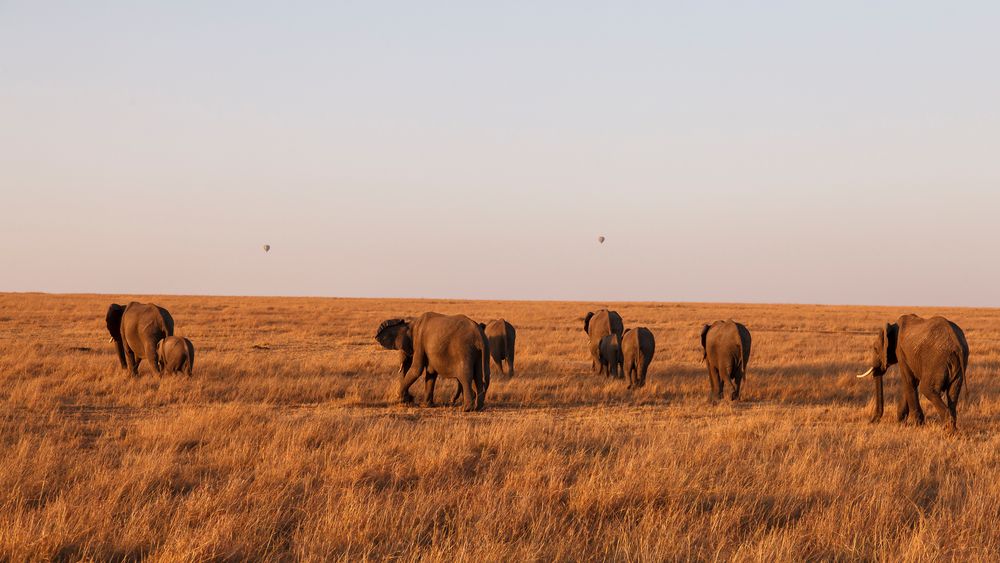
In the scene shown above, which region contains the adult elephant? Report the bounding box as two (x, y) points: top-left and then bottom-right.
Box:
(376, 316), (459, 405)
(700, 320), (751, 401)
(622, 327), (655, 389)
(106, 302), (174, 376)
(480, 319), (516, 377)
(375, 313), (489, 411)
(584, 309), (624, 375)
(856, 315), (968, 430)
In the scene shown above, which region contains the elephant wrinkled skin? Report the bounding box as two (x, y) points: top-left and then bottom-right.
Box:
(700, 320), (751, 401)
(107, 302), (175, 376)
(857, 315), (968, 430)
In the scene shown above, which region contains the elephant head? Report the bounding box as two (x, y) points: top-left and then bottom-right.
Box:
(375, 318), (414, 371)
(106, 303), (127, 369)
(857, 323), (899, 422)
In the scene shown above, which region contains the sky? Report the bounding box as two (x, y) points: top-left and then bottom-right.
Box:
(2, 1), (999, 306)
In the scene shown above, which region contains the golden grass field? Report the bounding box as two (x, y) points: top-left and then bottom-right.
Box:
(2, 293), (1000, 561)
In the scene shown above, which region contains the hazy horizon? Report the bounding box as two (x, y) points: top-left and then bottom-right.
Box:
(3, 2), (999, 307)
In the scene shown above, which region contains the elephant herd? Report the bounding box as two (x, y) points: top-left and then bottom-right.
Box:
(100, 302), (970, 429)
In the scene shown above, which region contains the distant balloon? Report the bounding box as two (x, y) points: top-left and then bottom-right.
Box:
(598, 236), (605, 244)
(262, 244), (271, 253)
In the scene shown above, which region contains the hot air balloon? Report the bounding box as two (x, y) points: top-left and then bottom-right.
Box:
(262, 244), (271, 253)
(598, 236), (605, 244)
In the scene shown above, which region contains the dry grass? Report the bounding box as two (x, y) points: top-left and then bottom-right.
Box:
(1, 293), (999, 561)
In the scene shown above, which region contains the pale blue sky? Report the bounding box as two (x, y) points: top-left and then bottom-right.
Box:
(2, 2), (998, 305)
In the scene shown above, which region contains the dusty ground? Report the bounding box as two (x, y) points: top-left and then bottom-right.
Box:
(1, 293), (998, 561)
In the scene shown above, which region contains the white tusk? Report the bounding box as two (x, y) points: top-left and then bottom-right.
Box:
(856, 368), (875, 379)
(108, 337), (115, 343)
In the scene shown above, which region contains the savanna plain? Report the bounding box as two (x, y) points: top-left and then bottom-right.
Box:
(2, 293), (1000, 561)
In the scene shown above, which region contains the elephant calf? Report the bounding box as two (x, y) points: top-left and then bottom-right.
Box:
(157, 336), (195, 376)
(481, 319), (516, 377)
(622, 327), (655, 389)
(700, 320), (751, 401)
(598, 334), (623, 378)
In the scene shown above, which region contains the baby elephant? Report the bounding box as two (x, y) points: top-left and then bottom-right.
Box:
(622, 327), (655, 389)
(700, 320), (751, 401)
(598, 334), (623, 378)
(480, 319), (516, 377)
(156, 336), (195, 376)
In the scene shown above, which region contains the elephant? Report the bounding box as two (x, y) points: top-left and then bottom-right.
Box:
(598, 334), (623, 379)
(376, 316), (460, 406)
(700, 320), (751, 401)
(106, 302), (174, 376)
(856, 315), (968, 430)
(375, 312), (489, 411)
(622, 327), (655, 389)
(157, 336), (194, 376)
(584, 309), (624, 375)
(479, 319), (516, 377)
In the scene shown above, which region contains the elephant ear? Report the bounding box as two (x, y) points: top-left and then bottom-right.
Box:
(700, 324), (711, 360)
(584, 312), (595, 334)
(106, 304), (125, 340)
(375, 319), (409, 350)
(881, 323), (899, 370)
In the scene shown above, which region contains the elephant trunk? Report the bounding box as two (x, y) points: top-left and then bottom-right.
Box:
(114, 338), (126, 369)
(871, 374), (884, 423)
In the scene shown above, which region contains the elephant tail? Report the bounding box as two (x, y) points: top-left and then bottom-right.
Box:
(947, 351), (966, 387)
(480, 330), (491, 394)
(734, 343), (746, 379)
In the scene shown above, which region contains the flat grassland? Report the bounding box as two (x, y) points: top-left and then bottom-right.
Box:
(2, 293), (999, 561)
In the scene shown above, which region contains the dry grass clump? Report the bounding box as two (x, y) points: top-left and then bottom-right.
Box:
(0, 293), (998, 560)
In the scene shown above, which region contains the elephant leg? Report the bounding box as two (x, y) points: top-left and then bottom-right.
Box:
(707, 365), (720, 401)
(895, 387), (909, 423)
(946, 377), (962, 430)
(472, 361), (486, 411)
(457, 370), (476, 412)
(451, 382), (463, 405)
(144, 341), (161, 376)
(124, 346), (139, 376)
(919, 377), (951, 429)
(898, 365), (924, 425)
(399, 352), (426, 404)
(423, 373), (437, 407)
(729, 362), (741, 401)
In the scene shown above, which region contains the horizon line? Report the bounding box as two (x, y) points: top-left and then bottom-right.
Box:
(1, 291), (992, 311)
